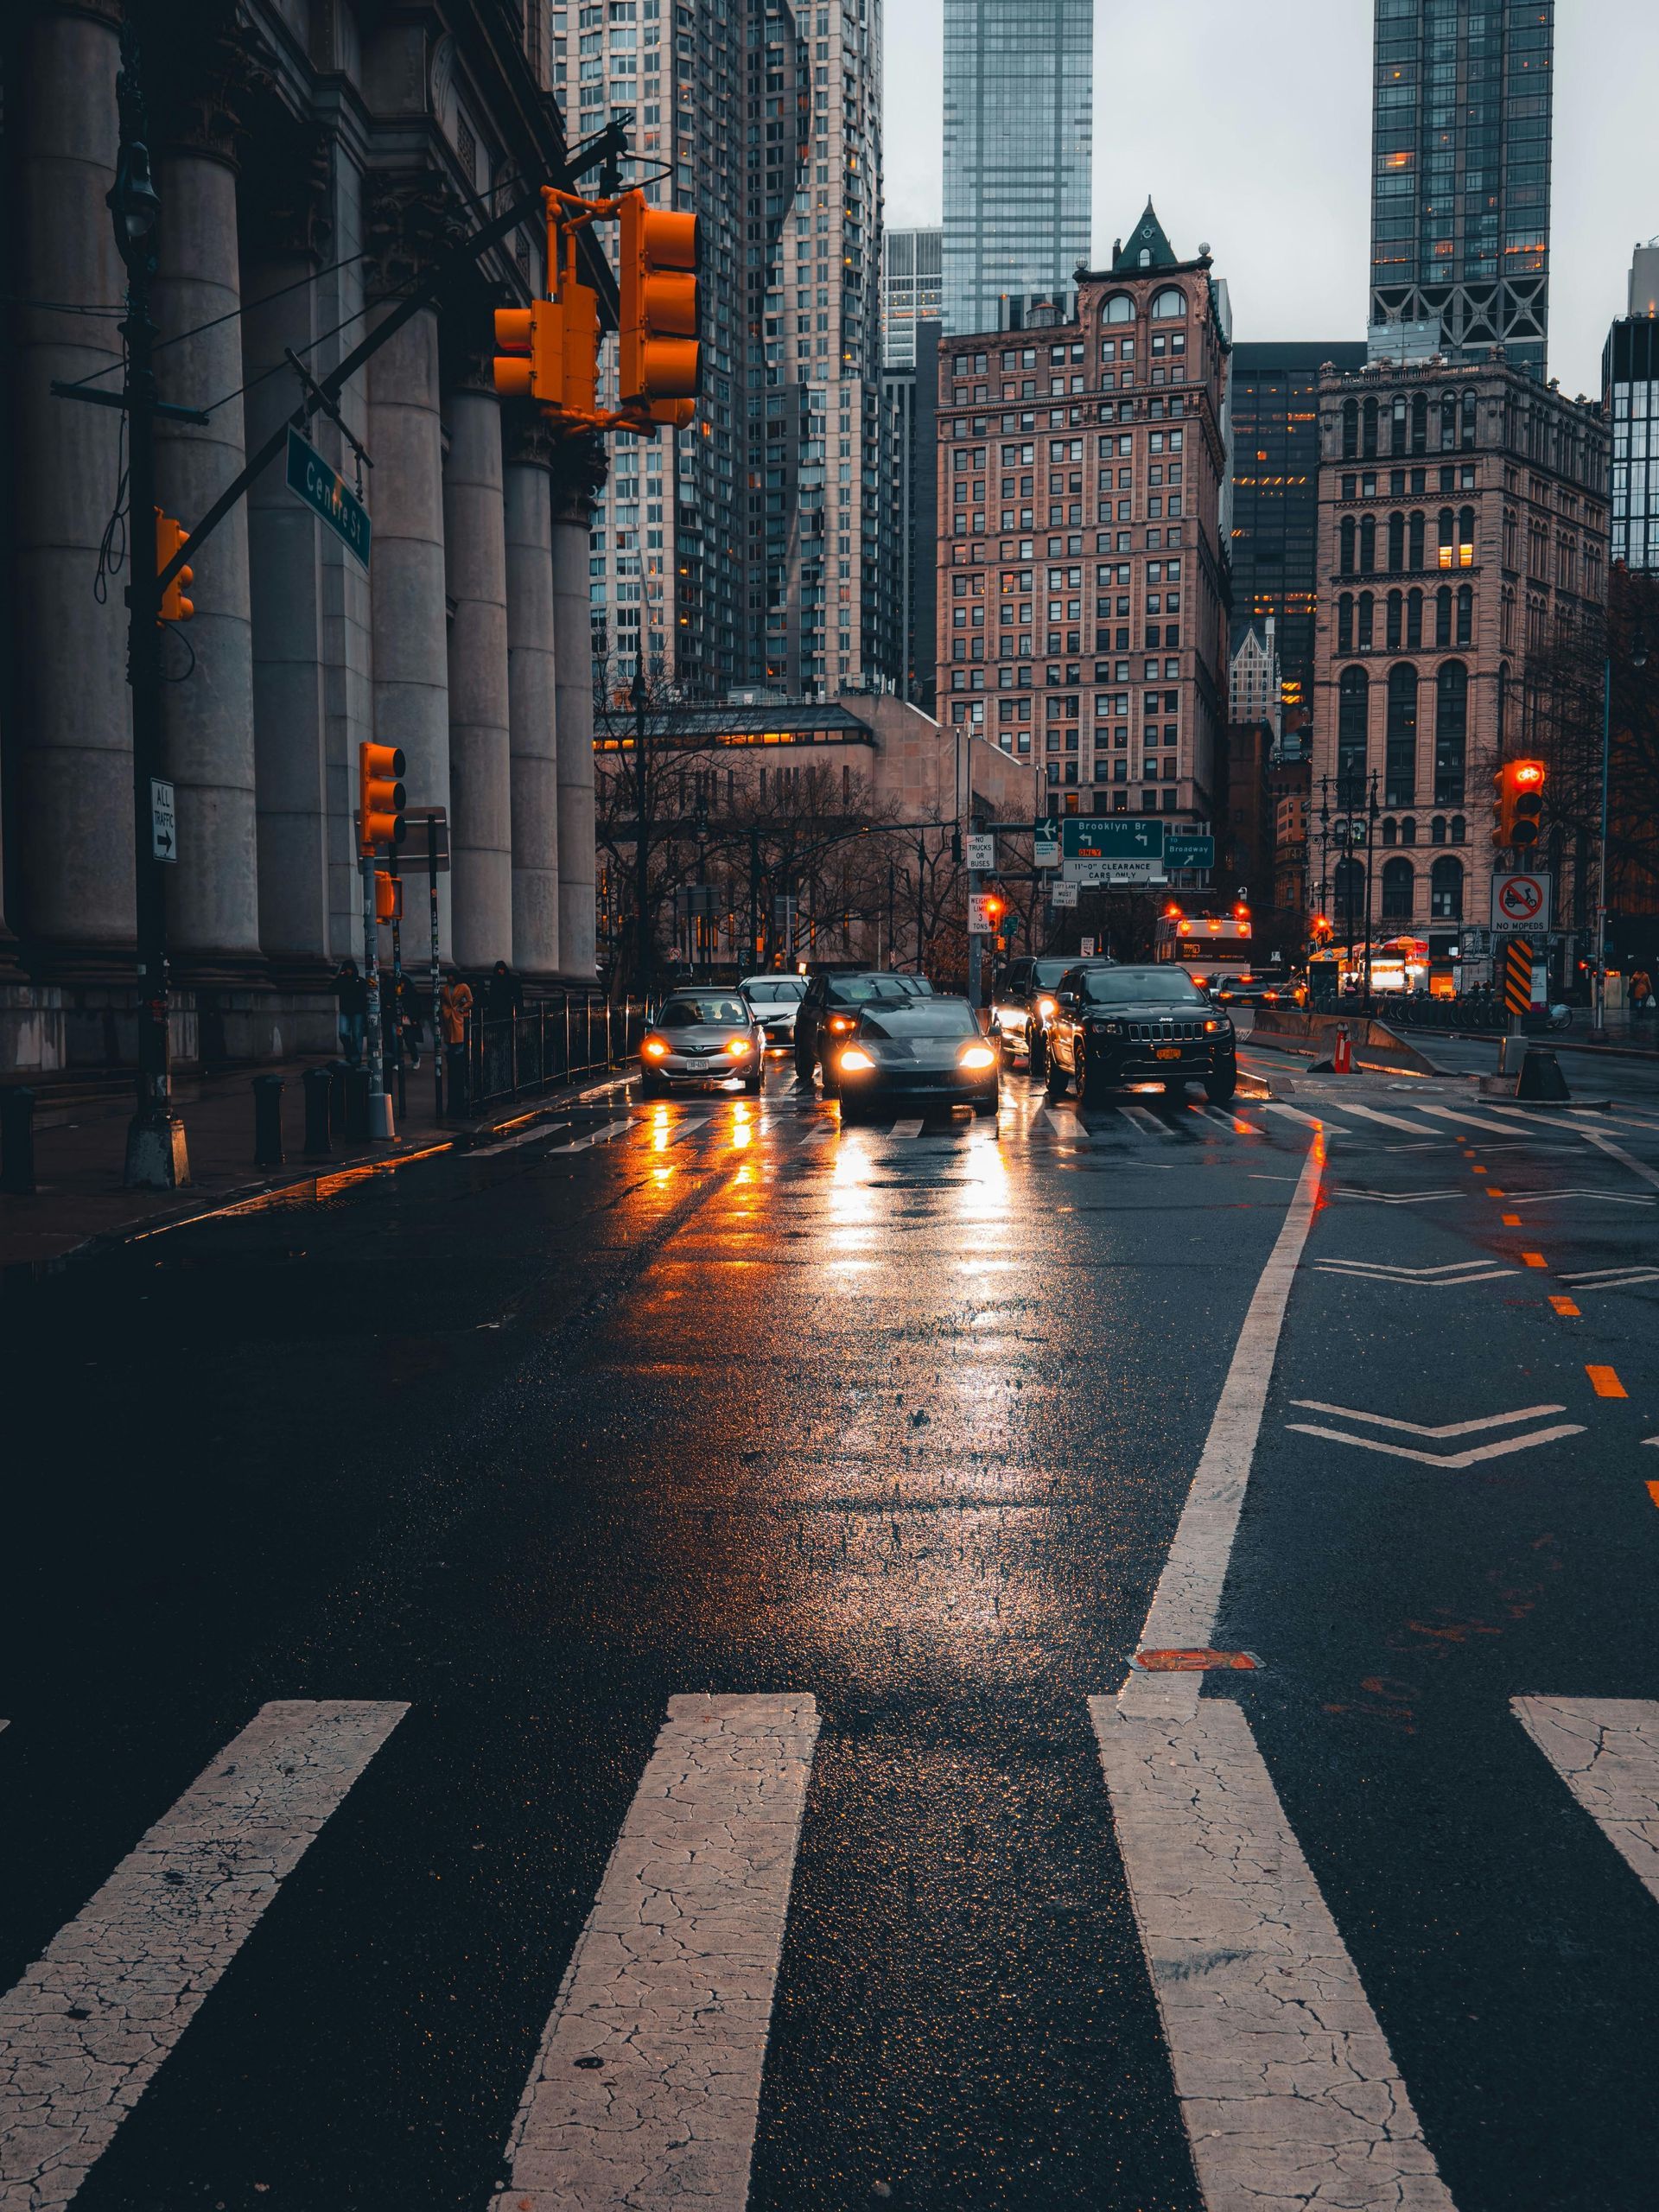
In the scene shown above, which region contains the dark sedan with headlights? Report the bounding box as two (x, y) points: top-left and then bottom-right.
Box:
(1044, 964), (1236, 1105)
(831, 996), (1001, 1124)
(639, 993), (765, 1096)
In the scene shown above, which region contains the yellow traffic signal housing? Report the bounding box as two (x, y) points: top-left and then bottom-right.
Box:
(619, 187), (700, 421)
(155, 509), (194, 623)
(494, 198), (601, 422)
(374, 871), (404, 924)
(493, 302), (562, 404)
(1496, 757), (1546, 848)
(359, 741), (407, 856)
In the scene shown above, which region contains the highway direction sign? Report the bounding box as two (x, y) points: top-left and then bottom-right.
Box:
(1060, 817), (1164, 861)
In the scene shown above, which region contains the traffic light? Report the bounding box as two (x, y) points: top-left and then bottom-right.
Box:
(493, 193), (601, 421)
(358, 742), (407, 857)
(155, 509), (193, 623)
(493, 302), (562, 404)
(618, 187), (699, 425)
(1495, 757), (1547, 849)
(982, 890), (1008, 931)
(374, 872), (404, 925)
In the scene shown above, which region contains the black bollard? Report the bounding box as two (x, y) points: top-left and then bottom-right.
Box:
(1516, 1046), (1571, 1102)
(302, 1065), (334, 1157)
(327, 1058), (353, 1138)
(344, 1065), (372, 1142)
(0, 1085), (36, 1196)
(251, 1074), (286, 1166)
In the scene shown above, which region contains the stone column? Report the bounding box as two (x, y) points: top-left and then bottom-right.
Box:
(242, 221), (329, 968)
(443, 377), (513, 972)
(367, 306), (451, 959)
(13, 0), (132, 958)
(551, 444), (605, 980)
(151, 112), (261, 969)
(504, 414), (560, 977)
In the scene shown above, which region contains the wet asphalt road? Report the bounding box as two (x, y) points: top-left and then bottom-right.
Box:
(4, 1055), (1659, 2212)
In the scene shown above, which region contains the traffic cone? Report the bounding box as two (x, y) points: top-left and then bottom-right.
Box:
(1332, 1022), (1353, 1075)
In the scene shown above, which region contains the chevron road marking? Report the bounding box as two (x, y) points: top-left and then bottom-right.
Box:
(489, 1694), (818, 2212)
(1514, 1699), (1659, 1909)
(1339, 1185), (1465, 1204)
(1559, 1264), (1659, 1292)
(1497, 1185), (1655, 1207)
(1287, 1397), (1569, 1439)
(1262, 1100), (1353, 1135)
(0, 1700), (408, 2212)
(1313, 1257), (1516, 1286)
(1285, 1397), (1583, 1468)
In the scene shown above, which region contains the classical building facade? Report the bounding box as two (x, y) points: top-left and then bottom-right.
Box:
(935, 205), (1235, 828)
(1, 0), (610, 1075)
(1310, 353), (1608, 948)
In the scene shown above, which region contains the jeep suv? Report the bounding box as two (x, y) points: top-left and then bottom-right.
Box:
(1045, 964), (1236, 1105)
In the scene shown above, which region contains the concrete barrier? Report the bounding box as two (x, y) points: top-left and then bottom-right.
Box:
(1245, 1006), (1440, 1077)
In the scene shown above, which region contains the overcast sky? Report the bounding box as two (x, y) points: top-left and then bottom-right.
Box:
(881, 0), (1659, 400)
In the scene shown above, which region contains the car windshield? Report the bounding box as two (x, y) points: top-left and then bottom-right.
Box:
(742, 979), (804, 1004)
(830, 977), (918, 1006)
(1080, 969), (1209, 1007)
(658, 997), (749, 1027)
(1032, 960), (1074, 988)
(858, 1004), (982, 1039)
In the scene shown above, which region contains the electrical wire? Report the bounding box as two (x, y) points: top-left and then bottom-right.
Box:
(92, 335), (131, 607)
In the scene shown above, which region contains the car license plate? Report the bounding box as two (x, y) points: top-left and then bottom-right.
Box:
(1155, 1046), (1181, 1060)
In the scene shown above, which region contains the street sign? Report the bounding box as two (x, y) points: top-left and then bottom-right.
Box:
(1062, 856), (1166, 886)
(1492, 871), (1550, 930)
(1080, 936), (1096, 957)
(1051, 881), (1079, 908)
(149, 777), (177, 864)
(1164, 832), (1215, 871)
(1033, 830), (1061, 869)
(405, 805), (451, 873)
(964, 833), (996, 870)
(286, 426), (372, 568)
(1060, 817), (1164, 861)
(967, 894), (998, 935)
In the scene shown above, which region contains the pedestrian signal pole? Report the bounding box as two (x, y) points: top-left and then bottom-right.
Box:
(358, 743), (406, 1138)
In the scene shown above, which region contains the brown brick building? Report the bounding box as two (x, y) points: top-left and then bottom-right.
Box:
(933, 204), (1233, 825)
(1309, 356), (1608, 950)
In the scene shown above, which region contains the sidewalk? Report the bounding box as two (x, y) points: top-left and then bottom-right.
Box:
(0, 1054), (632, 1275)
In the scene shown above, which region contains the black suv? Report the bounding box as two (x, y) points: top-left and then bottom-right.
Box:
(992, 953), (1112, 1077)
(1045, 963), (1237, 1105)
(794, 971), (934, 1096)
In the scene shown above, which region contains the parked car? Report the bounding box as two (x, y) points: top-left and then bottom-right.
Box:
(740, 973), (807, 1048)
(992, 954), (1112, 1076)
(832, 995), (1000, 1124)
(639, 991), (766, 1097)
(794, 971), (933, 1096)
(1044, 964), (1237, 1105)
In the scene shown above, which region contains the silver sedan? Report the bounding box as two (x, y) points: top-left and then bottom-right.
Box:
(639, 993), (766, 1096)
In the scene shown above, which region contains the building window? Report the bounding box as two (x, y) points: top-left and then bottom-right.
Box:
(1434, 660), (1467, 804)
(1343, 398), (1359, 460)
(1381, 857), (1414, 920)
(1340, 516), (1357, 575)
(1456, 583), (1473, 646)
(1430, 855), (1464, 919)
(1359, 514), (1377, 574)
(1385, 662), (1418, 806)
(1386, 590), (1403, 652)
(1357, 591), (1375, 650)
(1408, 510), (1425, 569)
(1338, 593), (1354, 655)
(1338, 665), (1369, 804)
(1407, 588), (1423, 649)
(1150, 286), (1186, 319)
(1388, 512), (1405, 570)
(1102, 293), (1134, 324)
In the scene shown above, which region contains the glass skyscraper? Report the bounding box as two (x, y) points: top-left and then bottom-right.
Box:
(1605, 245), (1659, 575)
(942, 0), (1092, 338)
(1368, 0), (1554, 377)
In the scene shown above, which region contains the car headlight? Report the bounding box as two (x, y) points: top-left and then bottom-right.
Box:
(1036, 995), (1058, 1020)
(827, 1014), (855, 1033)
(1089, 1020), (1122, 1035)
(726, 1036), (753, 1056)
(958, 1043), (997, 1070)
(642, 1036), (669, 1058)
(839, 1046), (876, 1072)
(1204, 1018), (1233, 1036)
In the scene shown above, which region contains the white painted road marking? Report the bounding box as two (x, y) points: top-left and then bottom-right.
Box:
(0, 1700), (407, 2212)
(468, 1117), (577, 1159)
(1090, 1696), (1457, 2212)
(1408, 1102), (1549, 1137)
(1559, 1264), (1659, 1292)
(1046, 1108), (1087, 1145)
(1514, 1699), (1659, 1906)
(1262, 1101), (1352, 1135)
(1119, 1103), (1176, 1137)
(1577, 1128), (1659, 1193)
(548, 1120), (635, 1154)
(490, 1694), (818, 2212)
(1328, 1099), (1446, 1136)
(1285, 1397), (1582, 1467)
(1497, 1185), (1654, 1207)
(1287, 1398), (1569, 1440)
(891, 1116), (925, 1139)
(1339, 1186), (1465, 1205)
(1313, 1258), (1515, 1286)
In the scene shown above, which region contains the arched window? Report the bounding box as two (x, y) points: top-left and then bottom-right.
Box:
(1390, 396), (1408, 454)
(1149, 286), (1186, 318)
(1458, 506), (1476, 566)
(1408, 511), (1426, 569)
(1386, 590), (1403, 651)
(1359, 514), (1377, 574)
(1438, 507), (1456, 567)
(1401, 816), (1417, 846)
(1412, 392), (1427, 454)
(1440, 394), (1458, 451)
(1102, 293), (1135, 324)
(1431, 816), (1447, 845)
(1338, 666), (1369, 804)
(1456, 582), (1473, 645)
(1382, 816), (1398, 847)
(1460, 391), (1477, 450)
(1388, 512), (1406, 570)
(1385, 662), (1418, 805)
(1450, 813), (1466, 844)
(1363, 396), (1379, 458)
(1434, 660), (1467, 804)
(1430, 855), (1464, 919)
(1343, 397), (1359, 460)
(1338, 593), (1355, 655)
(1357, 591), (1375, 650)
(1381, 857), (1415, 919)
(1435, 585), (1452, 647)
(1339, 515), (1357, 575)
(1407, 588), (1424, 648)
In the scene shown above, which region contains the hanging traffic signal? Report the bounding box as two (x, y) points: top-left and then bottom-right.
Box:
(618, 187), (699, 424)
(1495, 758), (1547, 848)
(155, 509), (194, 623)
(358, 742), (407, 857)
(493, 302), (562, 404)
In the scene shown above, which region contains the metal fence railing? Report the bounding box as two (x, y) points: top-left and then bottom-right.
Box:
(453, 994), (645, 1116)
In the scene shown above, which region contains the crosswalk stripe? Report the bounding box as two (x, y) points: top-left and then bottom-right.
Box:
(0, 1700), (407, 2212)
(1046, 1108), (1087, 1144)
(490, 1694), (818, 2212)
(891, 1116), (925, 1139)
(1330, 1098), (1446, 1136)
(1514, 1697), (1659, 1910)
(548, 1119), (633, 1154)
(1262, 1101), (1353, 1135)
(1119, 1103), (1176, 1137)
(1408, 1102), (1543, 1137)
(1191, 1102), (1264, 1137)
(1091, 1694), (1456, 2212)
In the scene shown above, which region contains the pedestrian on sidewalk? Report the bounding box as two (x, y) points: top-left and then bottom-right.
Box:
(393, 972), (424, 1070)
(332, 957), (367, 1065)
(484, 959), (524, 1019)
(439, 973), (474, 1114)
(1631, 965), (1653, 1015)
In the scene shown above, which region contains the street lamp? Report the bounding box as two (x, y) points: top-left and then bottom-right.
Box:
(1592, 625), (1649, 1041)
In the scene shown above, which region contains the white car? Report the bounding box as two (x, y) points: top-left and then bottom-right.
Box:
(740, 974), (807, 1049)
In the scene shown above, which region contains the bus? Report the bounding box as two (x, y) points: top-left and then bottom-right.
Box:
(1154, 907), (1254, 988)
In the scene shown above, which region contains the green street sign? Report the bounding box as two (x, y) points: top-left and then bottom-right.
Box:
(1164, 833), (1215, 871)
(286, 427), (371, 568)
(1059, 817), (1165, 860)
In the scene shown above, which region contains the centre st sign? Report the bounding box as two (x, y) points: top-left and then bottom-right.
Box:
(286, 427), (372, 568)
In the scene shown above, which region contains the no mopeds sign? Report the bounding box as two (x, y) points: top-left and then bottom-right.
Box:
(1491, 872), (1550, 930)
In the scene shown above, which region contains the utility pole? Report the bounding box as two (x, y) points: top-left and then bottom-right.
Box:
(1361, 767), (1380, 1005)
(748, 824), (760, 970)
(631, 664), (652, 995)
